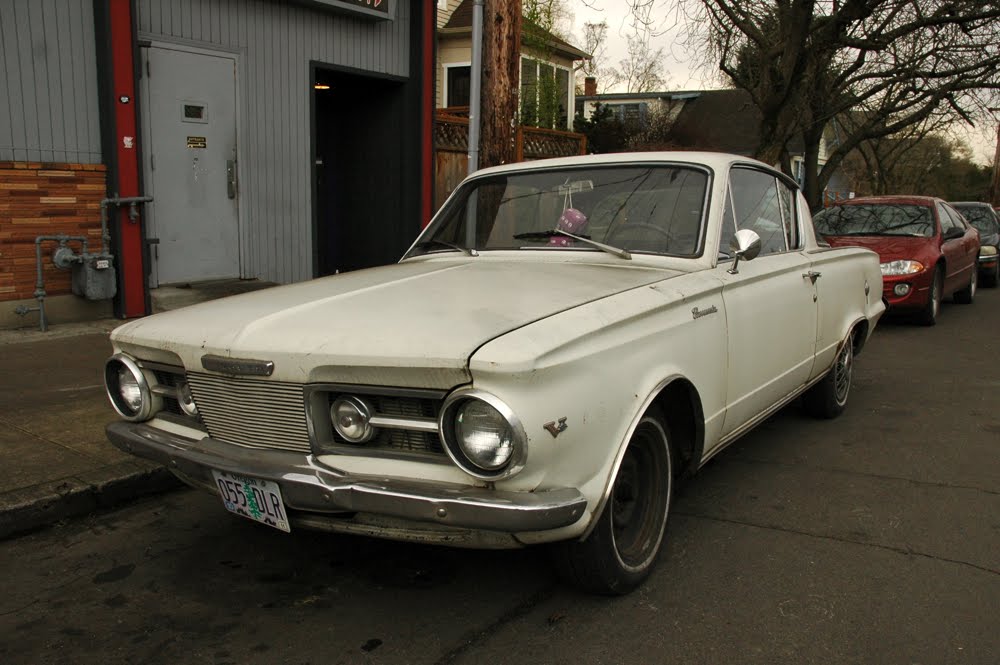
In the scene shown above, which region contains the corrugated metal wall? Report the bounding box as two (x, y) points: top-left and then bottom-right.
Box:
(136, 0), (413, 284)
(0, 0), (102, 164)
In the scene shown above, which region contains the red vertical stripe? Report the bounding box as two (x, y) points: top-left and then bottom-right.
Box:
(421, 0), (434, 227)
(110, 0), (146, 317)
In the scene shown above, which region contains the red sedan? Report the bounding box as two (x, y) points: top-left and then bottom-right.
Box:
(813, 196), (980, 325)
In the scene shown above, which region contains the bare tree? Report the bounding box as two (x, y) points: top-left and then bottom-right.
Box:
(684, 0), (1000, 207)
(480, 0), (522, 168)
(577, 21), (622, 93)
(522, 0), (572, 40)
(612, 33), (668, 93)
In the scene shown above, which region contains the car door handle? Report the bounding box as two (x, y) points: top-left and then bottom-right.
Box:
(803, 271), (821, 283)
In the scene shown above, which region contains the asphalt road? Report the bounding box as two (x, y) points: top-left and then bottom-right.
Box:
(2, 288), (999, 665)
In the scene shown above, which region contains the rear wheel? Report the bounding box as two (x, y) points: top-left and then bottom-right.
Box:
(954, 267), (977, 304)
(917, 267), (943, 326)
(551, 408), (673, 595)
(803, 330), (853, 419)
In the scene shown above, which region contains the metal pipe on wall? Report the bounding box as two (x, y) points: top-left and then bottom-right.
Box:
(13, 235), (90, 332)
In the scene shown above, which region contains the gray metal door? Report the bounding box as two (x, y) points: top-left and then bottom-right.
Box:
(141, 46), (239, 286)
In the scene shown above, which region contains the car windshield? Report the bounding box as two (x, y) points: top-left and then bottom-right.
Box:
(813, 204), (934, 237)
(952, 206), (999, 235)
(411, 165), (709, 258)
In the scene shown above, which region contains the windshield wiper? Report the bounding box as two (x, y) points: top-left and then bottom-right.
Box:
(512, 229), (632, 260)
(410, 239), (478, 257)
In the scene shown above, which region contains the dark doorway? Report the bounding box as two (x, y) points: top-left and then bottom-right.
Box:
(312, 67), (418, 276)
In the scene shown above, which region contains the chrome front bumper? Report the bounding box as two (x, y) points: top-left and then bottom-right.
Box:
(106, 421), (587, 533)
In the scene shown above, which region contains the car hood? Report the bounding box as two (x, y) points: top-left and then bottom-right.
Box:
(823, 234), (936, 262)
(113, 259), (679, 387)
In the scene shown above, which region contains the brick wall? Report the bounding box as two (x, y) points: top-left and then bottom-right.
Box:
(0, 162), (107, 303)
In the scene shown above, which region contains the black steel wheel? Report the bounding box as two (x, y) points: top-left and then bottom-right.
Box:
(551, 408), (673, 595)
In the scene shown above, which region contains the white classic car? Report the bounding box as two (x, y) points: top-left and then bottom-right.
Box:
(105, 152), (884, 594)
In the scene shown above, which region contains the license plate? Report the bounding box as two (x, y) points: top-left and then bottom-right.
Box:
(211, 470), (291, 533)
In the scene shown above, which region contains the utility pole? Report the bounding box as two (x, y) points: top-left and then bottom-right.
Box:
(467, 0), (484, 174)
(479, 0), (522, 169)
(990, 112), (1000, 207)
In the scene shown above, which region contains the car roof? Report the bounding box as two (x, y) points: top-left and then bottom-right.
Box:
(470, 151), (780, 179)
(949, 201), (992, 208)
(828, 195), (939, 207)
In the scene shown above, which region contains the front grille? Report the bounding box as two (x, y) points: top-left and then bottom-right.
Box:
(151, 368), (185, 416)
(187, 372), (310, 453)
(329, 394), (443, 454)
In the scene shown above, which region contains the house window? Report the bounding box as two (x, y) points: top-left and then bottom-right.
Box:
(608, 103), (648, 127)
(446, 66), (471, 108)
(519, 58), (572, 130)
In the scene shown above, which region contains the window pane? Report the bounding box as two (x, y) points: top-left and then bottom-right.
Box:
(813, 204), (934, 237)
(537, 63), (556, 129)
(424, 165), (708, 256)
(556, 68), (570, 130)
(520, 59), (538, 125)
(936, 204), (954, 233)
(729, 169), (787, 255)
(446, 66), (471, 107)
(777, 181), (797, 249)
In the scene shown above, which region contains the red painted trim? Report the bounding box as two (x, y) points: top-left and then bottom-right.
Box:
(421, 0), (435, 227)
(109, 0), (146, 317)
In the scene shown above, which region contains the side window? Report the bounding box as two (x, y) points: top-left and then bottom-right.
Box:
(777, 181), (799, 249)
(945, 205), (968, 231)
(729, 168), (787, 255)
(937, 204), (955, 235)
(719, 186), (737, 258)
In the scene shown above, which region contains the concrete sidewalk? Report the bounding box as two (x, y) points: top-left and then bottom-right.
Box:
(0, 279), (276, 539)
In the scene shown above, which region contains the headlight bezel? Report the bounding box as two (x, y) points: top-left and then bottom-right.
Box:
(104, 353), (157, 422)
(880, 259), (924, 276)
(439, 389), (527, 480)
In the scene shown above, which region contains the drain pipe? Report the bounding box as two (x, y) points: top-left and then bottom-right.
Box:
(467, 0), (484, 175)
(13, 236), (90, 332)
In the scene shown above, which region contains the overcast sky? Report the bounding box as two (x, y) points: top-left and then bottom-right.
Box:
(567, 1), (997, 166)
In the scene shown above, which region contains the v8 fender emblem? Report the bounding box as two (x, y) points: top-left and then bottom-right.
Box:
(543, 417), (568, 438)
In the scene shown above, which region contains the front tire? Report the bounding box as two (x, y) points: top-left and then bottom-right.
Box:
(916, 267), (943, 326)
(954, 267), (977, 304)
(551, 408), (673, 595)
(802, 330), (853, 419)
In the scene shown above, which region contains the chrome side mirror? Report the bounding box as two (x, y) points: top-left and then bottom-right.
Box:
(727, 229), (761, 274)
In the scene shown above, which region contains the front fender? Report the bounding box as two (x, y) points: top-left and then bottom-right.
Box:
(469, 273), (727, 542)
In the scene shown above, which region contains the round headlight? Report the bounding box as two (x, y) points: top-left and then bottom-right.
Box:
(178, 382), (200, 418)
(440, 390), (526, 479)
(104, 354), (154, 421)
(455, 400), (515, 471)
(330, 396), (374, 443)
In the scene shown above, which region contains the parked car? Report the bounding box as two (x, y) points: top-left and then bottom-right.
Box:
(104, 152), (884, 594)
(813, 196), (980, 325)
(949, 201), (1000, 288)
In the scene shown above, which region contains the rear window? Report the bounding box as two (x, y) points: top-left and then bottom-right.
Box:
(953, 206), (999, 235)
(813, 204), (934, 238)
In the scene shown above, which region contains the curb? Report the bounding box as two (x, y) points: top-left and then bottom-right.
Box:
(0, 461), (182, 540)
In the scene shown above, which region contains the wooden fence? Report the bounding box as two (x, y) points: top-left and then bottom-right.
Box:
(434, 109), (588, 211)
